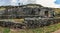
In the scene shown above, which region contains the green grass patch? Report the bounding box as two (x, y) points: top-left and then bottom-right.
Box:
(3, 28), (10, 33)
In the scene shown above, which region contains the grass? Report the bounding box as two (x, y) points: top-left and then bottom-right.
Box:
(0, 23), (60, 33)
(3, 28), (10, 33)
(0, 8), (5, 11)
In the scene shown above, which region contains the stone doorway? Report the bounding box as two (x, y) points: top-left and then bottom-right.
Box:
(45, 11), (49, 17)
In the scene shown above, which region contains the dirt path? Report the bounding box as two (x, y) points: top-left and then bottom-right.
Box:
(52, 29), (60, 33)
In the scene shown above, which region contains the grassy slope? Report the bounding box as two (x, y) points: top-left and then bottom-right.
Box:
(54, 8), (60, 14)
(0, 8), (5, 11)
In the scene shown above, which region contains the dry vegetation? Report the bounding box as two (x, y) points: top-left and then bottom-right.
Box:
(54, 8), (60, 14)
(0, 8), (5, 11)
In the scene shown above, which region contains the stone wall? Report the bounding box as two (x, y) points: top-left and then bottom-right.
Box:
(0, 5), (54, 19)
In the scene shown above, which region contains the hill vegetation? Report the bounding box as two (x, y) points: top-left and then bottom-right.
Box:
(54, 8), (60, 17)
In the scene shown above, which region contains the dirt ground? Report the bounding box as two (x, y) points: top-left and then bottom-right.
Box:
(52, 29), (60, 33)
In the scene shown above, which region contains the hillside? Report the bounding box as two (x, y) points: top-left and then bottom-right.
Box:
(54, 8), (60, 14)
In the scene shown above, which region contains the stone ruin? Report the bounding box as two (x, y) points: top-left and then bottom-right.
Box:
(0, 4), (54, 19)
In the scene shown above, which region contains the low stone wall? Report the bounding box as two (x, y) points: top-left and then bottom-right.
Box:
(0, 21), (25, 29)
(0, 18), (60, 29)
